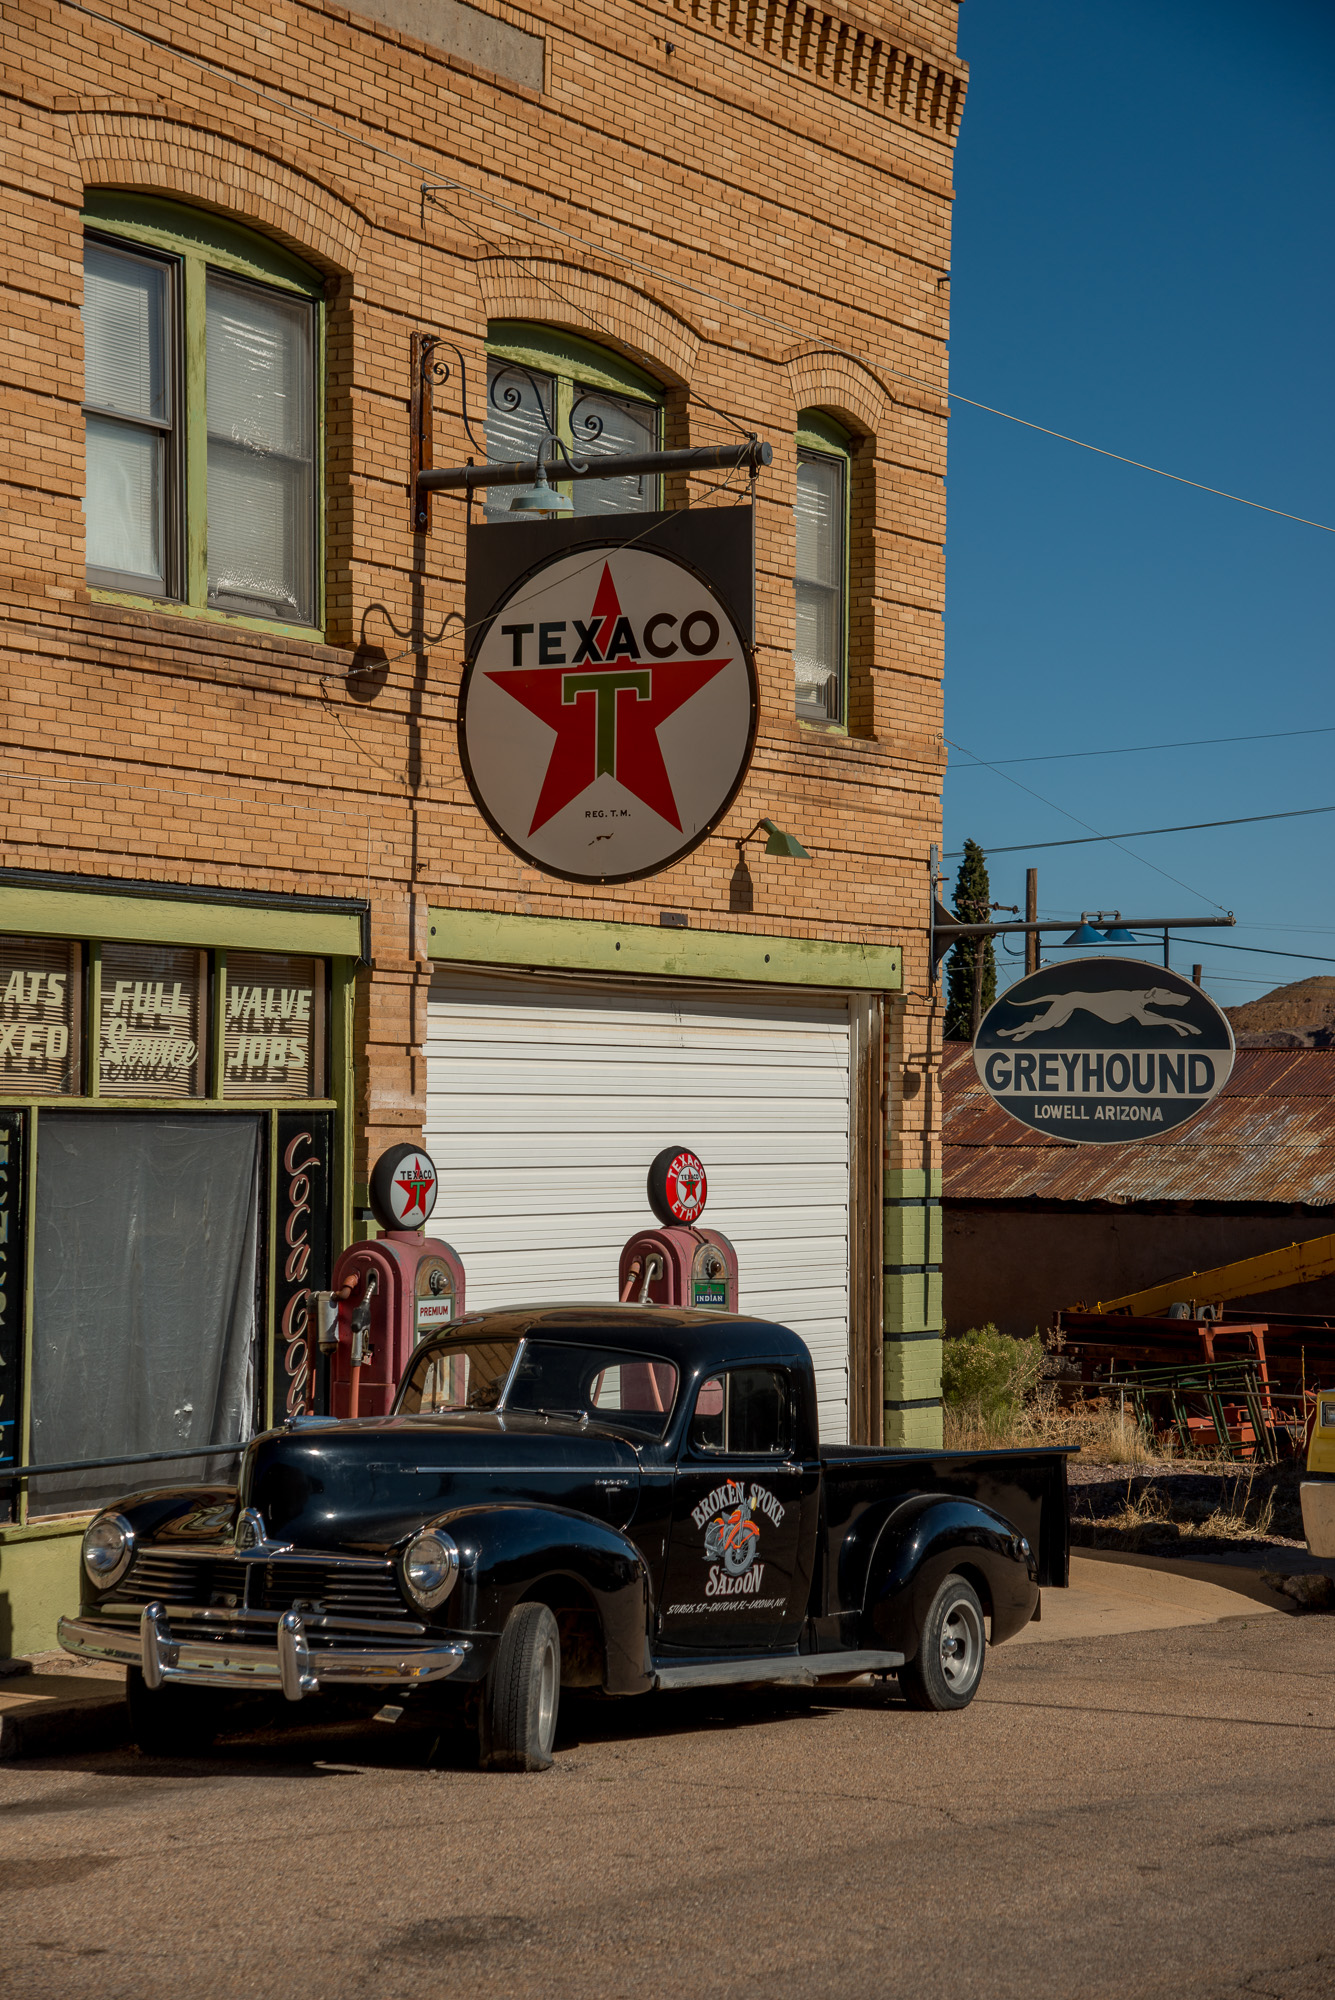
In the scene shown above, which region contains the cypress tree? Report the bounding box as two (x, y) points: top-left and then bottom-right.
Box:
(944, 839), (996, 1041)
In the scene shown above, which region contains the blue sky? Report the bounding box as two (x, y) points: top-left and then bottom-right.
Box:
(944, 0), (1335, 1005)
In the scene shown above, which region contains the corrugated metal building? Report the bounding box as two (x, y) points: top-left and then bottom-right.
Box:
(942, 1044), (1335, 1338)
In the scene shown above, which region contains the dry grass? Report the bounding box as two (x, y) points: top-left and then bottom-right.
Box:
(943, 1388), (1156, 1465)
(1085, 1467), (1280, 1550)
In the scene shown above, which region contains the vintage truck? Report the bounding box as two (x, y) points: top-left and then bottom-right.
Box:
(60, 1305), (1070, 1769)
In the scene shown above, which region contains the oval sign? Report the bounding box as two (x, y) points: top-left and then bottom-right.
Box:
(974, 957), (1235, 1145)
(369, 1144), (439, 1229)
(647, 1145), (708, 1226)
(459, 546), (756, 884)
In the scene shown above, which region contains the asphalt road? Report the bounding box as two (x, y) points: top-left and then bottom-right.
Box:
(1, 1616), (1332, 2000)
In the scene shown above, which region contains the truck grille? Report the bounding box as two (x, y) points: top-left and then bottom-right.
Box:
(106, 1551), (413, 1625)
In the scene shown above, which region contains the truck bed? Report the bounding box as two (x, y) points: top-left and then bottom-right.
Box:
(817, 1443), (1073, 1591)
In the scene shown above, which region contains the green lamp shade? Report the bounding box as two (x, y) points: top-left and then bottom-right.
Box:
(761, 818), (810, 859)
(508, 469), (573, 516)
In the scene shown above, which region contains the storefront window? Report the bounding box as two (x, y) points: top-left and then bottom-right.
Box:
(99, 942), (208, 1097)
(0, 938), (82, 1095)
(27, 1112), (261, 1516)
(223, 952), (326, 1098)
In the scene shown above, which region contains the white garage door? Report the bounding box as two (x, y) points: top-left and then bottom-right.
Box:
(424, 969), (855, 1441)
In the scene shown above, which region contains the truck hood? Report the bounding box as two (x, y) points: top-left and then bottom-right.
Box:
(238, 1411), (643, 1553)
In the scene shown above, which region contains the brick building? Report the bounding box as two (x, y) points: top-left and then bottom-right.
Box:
(0, 0), (963, 1649)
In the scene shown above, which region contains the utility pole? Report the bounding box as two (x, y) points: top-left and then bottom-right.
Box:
(1192, 964), (1203, 987)
(1025, 868), (1038, 976)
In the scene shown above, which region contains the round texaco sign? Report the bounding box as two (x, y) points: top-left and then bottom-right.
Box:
(369, 1144), (439, 1230)
(647, 1145), (708, 1226)
(460, 545), (756, 883)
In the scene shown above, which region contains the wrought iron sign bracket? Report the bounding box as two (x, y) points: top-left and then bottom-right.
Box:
(409, 332), (485, 532)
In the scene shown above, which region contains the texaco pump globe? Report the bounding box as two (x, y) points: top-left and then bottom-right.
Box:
(460, 547), (756, 883)
(369, 1144), (439, 1229)
(647, 1145), (708, 1225)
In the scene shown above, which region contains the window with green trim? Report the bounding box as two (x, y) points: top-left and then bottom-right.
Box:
(794, 411), (851, 724)
(80, 194), (324, 632)
(484, 322), (664, 523)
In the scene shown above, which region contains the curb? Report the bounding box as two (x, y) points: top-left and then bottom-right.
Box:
(0, 1689), (130, 1760)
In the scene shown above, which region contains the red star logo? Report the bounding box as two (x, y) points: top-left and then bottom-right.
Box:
(395, 1164), (434, 1218)
(485, 565), (732, 834)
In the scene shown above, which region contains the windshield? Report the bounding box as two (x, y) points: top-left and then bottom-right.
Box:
(397, 1337), (679, 1440)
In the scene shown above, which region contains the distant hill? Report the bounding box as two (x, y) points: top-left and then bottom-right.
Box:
(1225, 976), (1335, 1048)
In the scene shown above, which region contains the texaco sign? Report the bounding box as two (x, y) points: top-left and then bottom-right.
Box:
(460, 545), (756, 883)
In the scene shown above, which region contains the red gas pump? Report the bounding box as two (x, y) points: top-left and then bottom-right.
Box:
(314, 1144), (466, 1419)
(617, 1146), (739, 1311)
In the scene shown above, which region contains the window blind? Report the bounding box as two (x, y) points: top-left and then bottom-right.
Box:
(82, 241), (170, 591)
(206, 274), (315, 623)
(795, 451), (845, 719)
(485, 360), (556, 521)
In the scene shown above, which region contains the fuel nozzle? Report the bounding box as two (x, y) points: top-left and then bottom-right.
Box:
(349, 1270), (379, 1367)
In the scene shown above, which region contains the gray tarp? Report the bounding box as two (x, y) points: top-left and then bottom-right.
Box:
(29, 1113), (260, 1515)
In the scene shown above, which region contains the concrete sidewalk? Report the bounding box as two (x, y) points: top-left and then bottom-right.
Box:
(1011, 1550), (1294, 1647)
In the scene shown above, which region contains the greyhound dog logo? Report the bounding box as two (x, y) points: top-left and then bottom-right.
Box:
(704, 1498), (761, 1576)
(997, 988), (1200, 1044)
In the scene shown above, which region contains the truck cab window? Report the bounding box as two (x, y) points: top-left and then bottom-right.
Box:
(690, 1367), (791, 1454)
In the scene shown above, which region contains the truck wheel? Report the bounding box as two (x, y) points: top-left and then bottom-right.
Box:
(480, 1603), (561, 1772)
(126, 1668), (224, 1755)
(898, 1574), (986, 1712)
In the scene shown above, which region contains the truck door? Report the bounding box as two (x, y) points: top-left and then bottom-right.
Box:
(657, 1364), (817, 1654)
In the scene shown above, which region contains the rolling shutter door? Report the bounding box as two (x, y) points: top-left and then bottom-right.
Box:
(424, 968), (855, 1442)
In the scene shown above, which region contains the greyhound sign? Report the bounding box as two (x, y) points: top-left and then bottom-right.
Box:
(974, 957), (1234, 1144)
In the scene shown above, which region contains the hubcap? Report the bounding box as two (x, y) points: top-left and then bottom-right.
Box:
(536, 1636), (558, 1751)
(939, 1597), (983, 1690)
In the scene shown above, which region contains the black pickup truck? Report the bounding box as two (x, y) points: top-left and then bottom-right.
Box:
(61, 1305), (1070, 1769)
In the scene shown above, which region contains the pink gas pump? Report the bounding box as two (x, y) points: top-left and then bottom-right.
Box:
(315, 1144), (466, 1419)
(617, 1146), (738, 1312)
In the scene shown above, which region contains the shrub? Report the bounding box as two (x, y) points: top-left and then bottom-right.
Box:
(941, 1324), (1044, 1423)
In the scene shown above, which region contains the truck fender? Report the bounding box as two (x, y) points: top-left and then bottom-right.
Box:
(423, 1502), (653, 1696)
(862, 1495), (1039, 1656)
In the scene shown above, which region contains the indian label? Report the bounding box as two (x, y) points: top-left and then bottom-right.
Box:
(99, 943), (206, 1097)
(692, 1281), (727, 1309)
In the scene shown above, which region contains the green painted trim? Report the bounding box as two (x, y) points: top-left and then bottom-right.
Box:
(87, 589), (325, 647)
(264, 1109), (278, 1431)
(330, 958), (355, 1254)
(0, 1514), (90, 1545)
(87, 944), (101, 1099)
(427, 909), (902, 991)
(17, 1106), (38, 1527)
(211, 951), (226, 1100)
(795, 410), (852, 454)
(487, 321), (662, 402)
(0, 887), (362, 956)
(0, 1097), (335, 1112)
(884, 1167), (944, 1200)
(182, 253), (208, 607)
(82, 193), (322, 296)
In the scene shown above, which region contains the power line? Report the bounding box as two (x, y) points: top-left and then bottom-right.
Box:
(1164, 936), (1335, 967)
(57, 2), (1335, 543)
(944, 736), (1229, 912)
(950, 724), (1335, 771)
(948, 802), (1335, 858)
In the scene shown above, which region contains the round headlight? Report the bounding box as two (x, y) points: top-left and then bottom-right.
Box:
(401, 1530), (460, 1611)
(82, 1513), (134, 1589)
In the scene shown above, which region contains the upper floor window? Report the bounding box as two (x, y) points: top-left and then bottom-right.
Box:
(81, 195), (323, 632)
(794, 412), (851, 724)
(484, 322), (663, 523)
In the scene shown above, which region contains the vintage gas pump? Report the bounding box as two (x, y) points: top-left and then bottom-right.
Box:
(617, 1146), (739, 1311)
(313, 1144), (466, 1418)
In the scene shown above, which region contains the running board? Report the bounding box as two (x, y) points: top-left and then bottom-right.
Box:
(654, 1649), (903, 1691)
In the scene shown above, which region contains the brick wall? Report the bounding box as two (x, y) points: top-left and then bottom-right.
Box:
(1, 0), (960, 1406)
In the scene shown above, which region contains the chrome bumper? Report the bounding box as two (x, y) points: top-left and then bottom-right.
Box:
(59, 1603), (469, 1702)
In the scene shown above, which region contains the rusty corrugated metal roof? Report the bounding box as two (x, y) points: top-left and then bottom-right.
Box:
(942, 1043), (1335, 1204)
